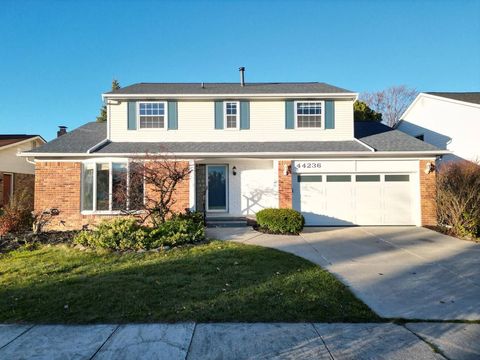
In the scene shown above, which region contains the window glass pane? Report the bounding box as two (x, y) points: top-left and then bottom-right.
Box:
(298, 175), (322, 182)
(112, 163), (127, 210)
(326, 175), (351, 182)
(82, 164), (94, 211)
(296, 102), (322, 128)
(138, 102), (165, 128)
(385, 174), (410, 182)
(96, 163), (110, 211)
(356, 175), (381, 182)
(129, 162), (144, 210)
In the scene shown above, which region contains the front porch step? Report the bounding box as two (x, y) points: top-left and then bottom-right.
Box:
(205, 217), (255, 228)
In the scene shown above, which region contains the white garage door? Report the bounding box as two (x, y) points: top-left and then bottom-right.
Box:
(294, 173), (415, 226)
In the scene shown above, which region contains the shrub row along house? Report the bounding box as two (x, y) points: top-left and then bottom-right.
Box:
(20, 71), (448, 229)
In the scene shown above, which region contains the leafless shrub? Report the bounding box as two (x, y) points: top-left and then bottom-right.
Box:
(0, 177), (34, 236)
(437, 160), (480, 238)
(114, 155), (192, 227)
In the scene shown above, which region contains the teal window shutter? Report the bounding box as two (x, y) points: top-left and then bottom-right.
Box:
(168, 101), (178, 130)
(285, 100), (295, 129)
(325, 100), (335, 129)
(240, 101), (250, 129)
(214, 101), (224, 129)
(127, 101), (137, 130)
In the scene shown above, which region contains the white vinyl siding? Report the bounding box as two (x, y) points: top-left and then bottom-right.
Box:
(398, 95), (480, 162)
(108, 99), (354, 142)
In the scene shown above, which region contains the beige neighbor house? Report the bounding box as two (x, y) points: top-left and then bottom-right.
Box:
(20, 73), (449, 230)
(0, 134), (45, 208)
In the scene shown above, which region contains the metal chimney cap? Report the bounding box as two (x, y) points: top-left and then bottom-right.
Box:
(239, 66), (245, 71)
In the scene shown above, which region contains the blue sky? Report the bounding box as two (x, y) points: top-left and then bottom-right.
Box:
(1, 0), (479, 140)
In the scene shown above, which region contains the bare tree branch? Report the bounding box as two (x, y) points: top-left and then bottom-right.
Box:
(361, 85), (418, 127)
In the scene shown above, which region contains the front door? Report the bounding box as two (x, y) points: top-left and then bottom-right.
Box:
(2, 173), (13, 206)
(206, 165), (228, 212)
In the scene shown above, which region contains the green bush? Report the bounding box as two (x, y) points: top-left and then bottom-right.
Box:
(256, 208), (304, 235)
(149, 212), (205, 247)
(73, 212), (205, 251)
(74, 218), (151, 251)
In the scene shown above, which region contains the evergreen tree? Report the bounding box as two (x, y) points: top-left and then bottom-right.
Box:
(97, 80), (121, 122)
(353, 100), (382, 122)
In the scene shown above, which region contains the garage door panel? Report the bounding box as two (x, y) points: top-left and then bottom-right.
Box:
(324, 182), (355, 225)
(384, 182), (413, 225)
(355, 183), (383, 225)
(294, 172), (415, 226)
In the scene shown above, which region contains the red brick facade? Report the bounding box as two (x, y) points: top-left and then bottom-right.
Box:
(34, 161), (190, 230)
(278, 160), (292, 208)
(419, 160), (437, 226)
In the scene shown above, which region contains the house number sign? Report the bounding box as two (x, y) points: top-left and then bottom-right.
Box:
(294, 161), (322, 170)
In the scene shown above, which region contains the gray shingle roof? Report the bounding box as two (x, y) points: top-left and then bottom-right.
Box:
(105, 82), (354, 95)
(426, 92), (480, 105)
(354, 121), (440, 152)
(27, 122), (106, 153)
(27, 121), (442, 155)
(95, 140), (369, 154)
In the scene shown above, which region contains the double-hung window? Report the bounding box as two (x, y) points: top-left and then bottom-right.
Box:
(296, 101), (324, 128)
(224, 101), (239, 129)
(82, 161), (144, 212)
(138, 102), (166, 129)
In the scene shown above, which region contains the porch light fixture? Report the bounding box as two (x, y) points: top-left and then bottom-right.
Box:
(283, 164), (291, 176)
(424, 162), (435, 174)
(232, 166), (237, 176)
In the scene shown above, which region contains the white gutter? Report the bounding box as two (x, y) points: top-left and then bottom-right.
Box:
(19, 150), (451, 158)
(102, 92), (359, 100)
(353, 138), (375, 152)
(86, 138), (109, 154)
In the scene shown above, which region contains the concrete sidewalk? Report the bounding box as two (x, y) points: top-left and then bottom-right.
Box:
(1, 322), (478, 359)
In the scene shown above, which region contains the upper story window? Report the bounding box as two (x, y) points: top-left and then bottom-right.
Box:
(138, 102), (166, 129)
(224, 101), (239, 129)
(296, 101), (324, 128)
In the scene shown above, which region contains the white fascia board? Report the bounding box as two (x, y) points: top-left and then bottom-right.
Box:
(102, 93), (358, 101)
(21, 150), (450, 159)
(401, 92), (480, 121)
(5, 136), (46, 153)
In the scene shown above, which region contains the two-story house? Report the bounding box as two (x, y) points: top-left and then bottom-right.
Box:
(21, 76), (447, 229)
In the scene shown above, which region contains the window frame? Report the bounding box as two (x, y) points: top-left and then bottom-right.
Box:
(223, 101), (240, 130)
(136, 101), (168, 130)
(81, 159), (145, 215)
(294, 100), (325, 130)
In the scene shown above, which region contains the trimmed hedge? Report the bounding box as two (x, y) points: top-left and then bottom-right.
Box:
(74, 212), (205, 251)
(256, 208), (304, 235)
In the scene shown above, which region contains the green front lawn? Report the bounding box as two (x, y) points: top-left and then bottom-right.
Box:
(0, 241), (379, 323)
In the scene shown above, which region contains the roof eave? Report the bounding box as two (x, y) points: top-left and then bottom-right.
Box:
(102, 92), (359, 101)
(20, 149), (450, 159)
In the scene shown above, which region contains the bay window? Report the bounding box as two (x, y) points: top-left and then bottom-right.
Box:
(82, 161), (144, 212)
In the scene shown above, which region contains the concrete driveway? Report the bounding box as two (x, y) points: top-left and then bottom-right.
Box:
(207, 226), (480, 320)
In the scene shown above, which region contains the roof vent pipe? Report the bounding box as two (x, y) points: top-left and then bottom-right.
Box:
(239, 67), (245, 87)
(201, 82), (205, 89)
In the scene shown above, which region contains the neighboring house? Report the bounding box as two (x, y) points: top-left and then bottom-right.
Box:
(0, 134), (45, 207)
(21, 75), (447, 229)
(397, 92), (480, 162)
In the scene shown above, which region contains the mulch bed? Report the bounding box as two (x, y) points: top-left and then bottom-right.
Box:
(0, 231), (79, 254)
